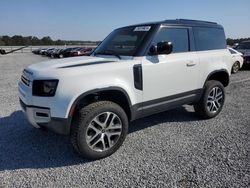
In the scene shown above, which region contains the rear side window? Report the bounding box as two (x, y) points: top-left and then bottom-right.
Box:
(152, 28), (189, 53)
(194, 27), (226, 51)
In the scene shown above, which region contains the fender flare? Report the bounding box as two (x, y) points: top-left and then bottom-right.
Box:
(68, 86), (132, 118)
(204, 69), (230, 87)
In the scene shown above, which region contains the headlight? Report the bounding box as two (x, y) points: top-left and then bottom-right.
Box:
(33, 80), (59, 97)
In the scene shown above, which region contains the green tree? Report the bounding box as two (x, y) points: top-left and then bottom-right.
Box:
(54, 39), (64, 45)
(31, 36), (41, 45)
(41, 36), (53, 45)
(0, 38), (5, 46)
(11, 35), (25, 45)
(2, 36), (11, 45)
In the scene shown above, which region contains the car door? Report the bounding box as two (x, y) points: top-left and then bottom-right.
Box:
(141, 26), (200, 115)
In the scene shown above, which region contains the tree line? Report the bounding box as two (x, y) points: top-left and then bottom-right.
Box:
(0, 35), (100, 46)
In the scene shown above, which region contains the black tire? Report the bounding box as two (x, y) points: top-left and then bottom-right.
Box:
(231, 61), (240, 74)
(70, 101), (128, 160)
(194, 80), (225, 119)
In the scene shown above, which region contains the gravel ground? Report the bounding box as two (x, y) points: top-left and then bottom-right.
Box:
(0, 53), (249, 187)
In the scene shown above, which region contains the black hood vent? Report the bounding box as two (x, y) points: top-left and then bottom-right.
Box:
(59, 61), (115, 68)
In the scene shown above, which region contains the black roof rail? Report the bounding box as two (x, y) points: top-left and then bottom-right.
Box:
(175, 19), (217, 25)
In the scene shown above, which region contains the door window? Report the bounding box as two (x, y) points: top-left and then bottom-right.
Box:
(151, 28), (189, 53)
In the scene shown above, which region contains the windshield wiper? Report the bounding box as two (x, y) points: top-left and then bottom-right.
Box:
(94, 51), (121, 59)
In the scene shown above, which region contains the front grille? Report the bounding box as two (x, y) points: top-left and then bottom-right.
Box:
(21, 75), (30, 87)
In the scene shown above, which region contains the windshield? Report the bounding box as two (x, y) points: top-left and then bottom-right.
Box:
(94, 26), (151, 56)
(236, 42), (250, 50)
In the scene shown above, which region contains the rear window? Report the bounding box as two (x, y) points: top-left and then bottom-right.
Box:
(194, 27), (226, 51)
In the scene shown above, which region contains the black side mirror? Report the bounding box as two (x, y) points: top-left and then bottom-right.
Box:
(149, 41), (173, 55)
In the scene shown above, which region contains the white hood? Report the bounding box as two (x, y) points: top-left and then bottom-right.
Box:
(27, 56), (117, 71)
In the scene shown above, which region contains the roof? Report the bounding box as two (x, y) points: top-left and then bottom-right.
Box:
(128, 19), (223, 29)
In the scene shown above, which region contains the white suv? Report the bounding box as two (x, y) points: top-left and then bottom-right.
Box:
(18, 19), (232, 159)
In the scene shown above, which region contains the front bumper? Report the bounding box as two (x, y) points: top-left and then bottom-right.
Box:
(20, 99), (71, 135)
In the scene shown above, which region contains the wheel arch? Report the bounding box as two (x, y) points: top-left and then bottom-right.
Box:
(205, 69), (230, 87)
(68, 87), (133, 121)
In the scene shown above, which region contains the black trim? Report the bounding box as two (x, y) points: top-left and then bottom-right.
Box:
(19, 99), (50, 110)
(204, 69), (229, 87)
(133, 64), (143, 90)
(71, 87), (132, 108)
(36, 112), (49, 117)
(38, 117), (71, 135)
(60, 61), (115, 68)
(19, 99), (71, 135)
(131, 89), (203, 120)
(70, 87), (132, 118)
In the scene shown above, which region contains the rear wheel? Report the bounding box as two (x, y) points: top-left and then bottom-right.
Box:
(194, 80), (225, 119)
(59, 54), (64, 58)
(70, 101), (128, 160)
(231, 61), (240, 74)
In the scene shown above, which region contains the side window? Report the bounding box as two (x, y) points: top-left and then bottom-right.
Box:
(194, 27), (226, 51)
(152, 28), (189, 53)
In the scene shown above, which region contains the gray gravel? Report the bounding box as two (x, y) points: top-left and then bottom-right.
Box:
(0, 53), (250, 187)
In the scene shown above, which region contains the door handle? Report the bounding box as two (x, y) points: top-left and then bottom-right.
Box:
(186, 61), (196, 67)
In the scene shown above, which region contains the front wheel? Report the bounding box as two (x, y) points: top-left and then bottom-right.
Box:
(194, 80), (225, 119)
(70, 101), (128, 160)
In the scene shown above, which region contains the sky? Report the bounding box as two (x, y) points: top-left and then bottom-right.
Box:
(0, 0), (250, 41)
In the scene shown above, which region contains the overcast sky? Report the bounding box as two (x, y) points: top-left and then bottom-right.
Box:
(0, 0), (250, 40)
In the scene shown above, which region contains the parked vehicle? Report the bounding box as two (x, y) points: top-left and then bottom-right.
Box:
(44, 48), (56, 56)
(32, 48), (42, 54)
(50, 49), (63, 58)
(19, 19), (232, 160)
(45, 48), (58, 57)
(228, 48), (244, 73)
(57, 48), (74, 58)
(235, 40), (250, 65)
(68, 47), (93, 57)
(39, 48), (49, 55)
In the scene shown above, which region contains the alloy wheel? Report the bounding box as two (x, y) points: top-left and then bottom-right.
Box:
(206, 86), (223, 113)
(86, 112), (122, 152)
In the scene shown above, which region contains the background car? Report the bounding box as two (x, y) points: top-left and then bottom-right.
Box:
(44, 48), (56, 56)
(57, 48), (74, 58)
(234, 40), (250, 66)
(50, 49), (64, 58)
(68, 47), (93, 57)
(32, 48), (42, 54)
(228, 47), (244, 73)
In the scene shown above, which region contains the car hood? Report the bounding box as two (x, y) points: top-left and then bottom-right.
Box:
(27, 56), (118, 72)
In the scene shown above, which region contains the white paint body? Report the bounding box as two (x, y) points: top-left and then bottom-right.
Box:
(19, 48), (232, 126)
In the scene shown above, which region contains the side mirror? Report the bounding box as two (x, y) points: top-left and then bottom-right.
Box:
(149, 41), (173, 55)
